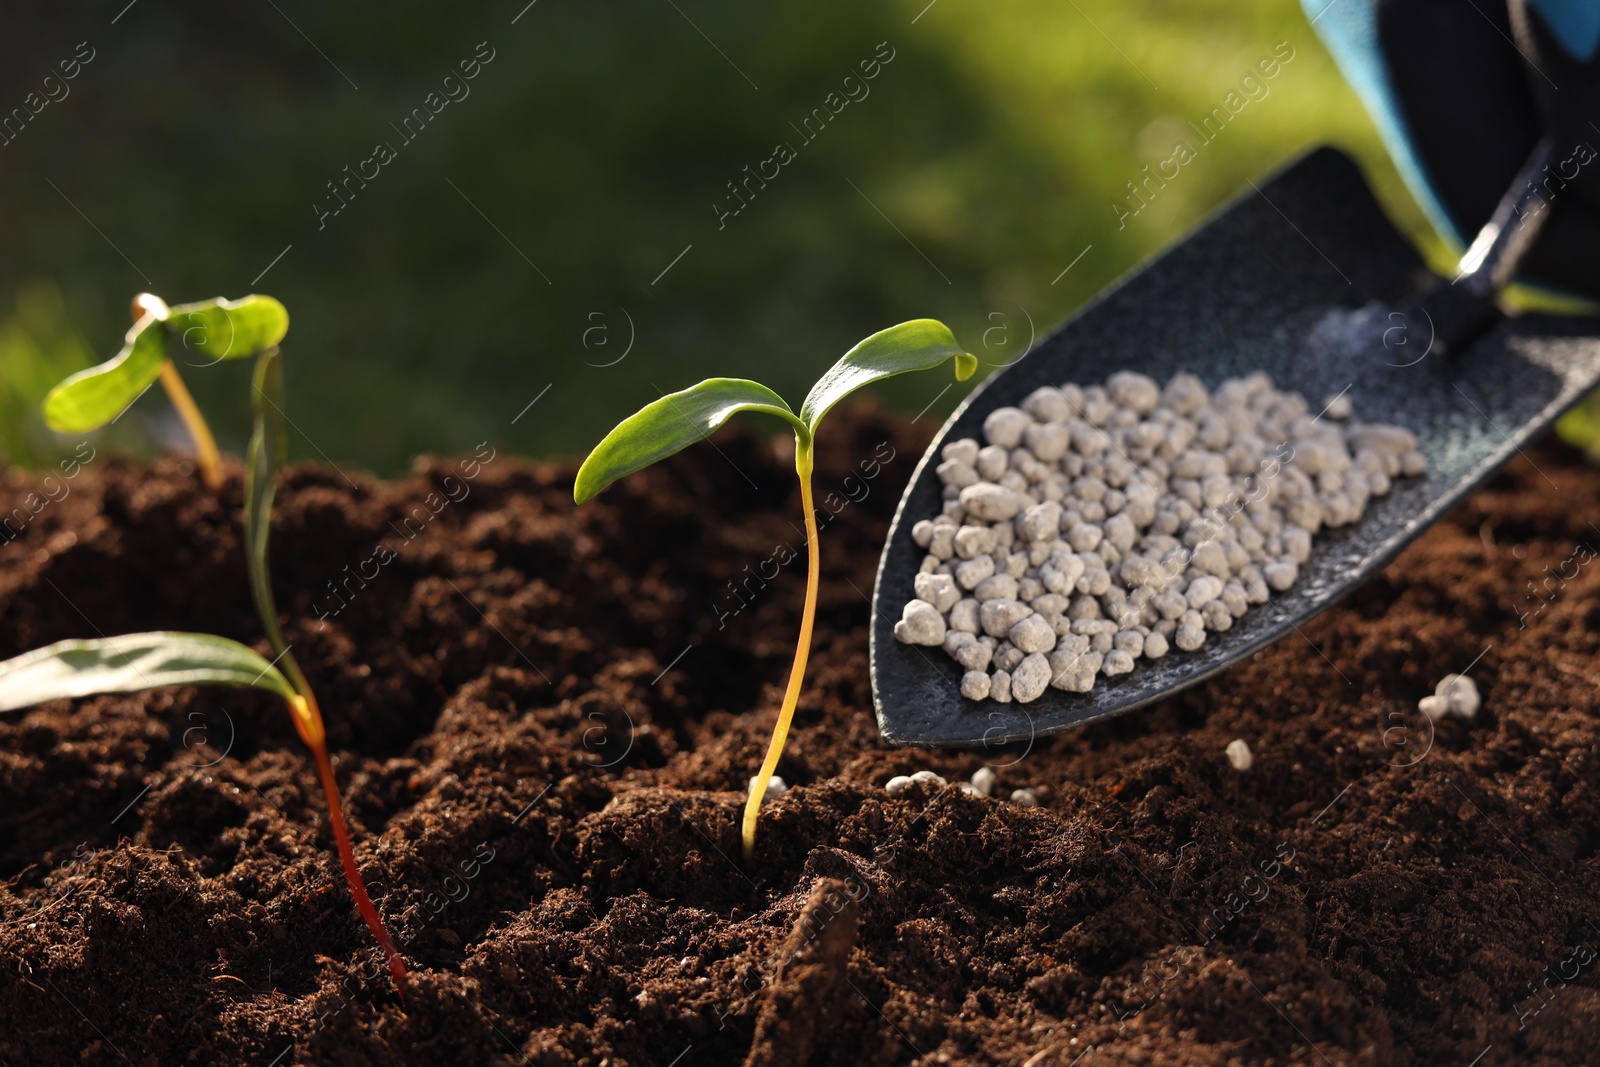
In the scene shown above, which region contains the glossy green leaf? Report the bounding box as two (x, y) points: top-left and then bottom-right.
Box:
(575, 379), (807, 503)
(245, 348), (292, 662)
(166, 295), (289, 366)
(0, 631), (296, 713)
(798, 319), (976, 432)
(41, 315), (169, 433)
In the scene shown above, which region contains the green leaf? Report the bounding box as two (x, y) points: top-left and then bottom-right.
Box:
(797, 319), (976, 432)
(166, 295), (289, 366)
(0, 631), (297, 713)
(574, 379), (806, 503)
(246, 348), (291, 659)
(40, 315), (169, 433)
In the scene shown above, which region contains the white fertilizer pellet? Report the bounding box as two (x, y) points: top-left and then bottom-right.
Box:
(894, 371), (1426, 703)
(1226, 738), (1254, 771)
(1419, 673), (1479, 721)
(885, 769), (948, 798)
(750, 774), (788, 801)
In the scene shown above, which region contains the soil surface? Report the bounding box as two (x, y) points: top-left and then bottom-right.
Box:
(1, 406), (1597, 1067)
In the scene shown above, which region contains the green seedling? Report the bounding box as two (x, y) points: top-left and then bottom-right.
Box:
(42, 293), (289, 490)
(574, 319), (976, 861)
(1, 346), (408, 999)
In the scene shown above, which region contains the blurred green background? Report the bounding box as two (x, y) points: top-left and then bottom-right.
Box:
(0, 0), (1592, 473)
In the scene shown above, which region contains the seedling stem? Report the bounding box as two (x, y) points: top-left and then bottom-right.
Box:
(741, 445), (821, 860)
(134, 295), (223, 489)
(157, 358), (223, 488)
(248, 348), (408, 1000)
(293, 689), (409, 995)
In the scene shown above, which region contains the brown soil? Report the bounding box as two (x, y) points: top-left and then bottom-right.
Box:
(1, 406), (1597, 1066)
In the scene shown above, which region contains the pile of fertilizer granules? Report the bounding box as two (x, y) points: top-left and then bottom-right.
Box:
(893, 371), (1425, 703)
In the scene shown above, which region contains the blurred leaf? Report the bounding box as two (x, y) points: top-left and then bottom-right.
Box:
(1557, 391), (1600, 461)
(167, 295), (289, 367)
(0, 285), (102, 466)
(40, 314), (167, 434)
(575, 378), (805, 503)
(0, 0), (1477, 473)
(0, 631), (296, 713)
(798, 319), (975, 431)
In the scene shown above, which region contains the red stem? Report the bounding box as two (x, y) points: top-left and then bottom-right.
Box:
(293, 693), (409, 1004)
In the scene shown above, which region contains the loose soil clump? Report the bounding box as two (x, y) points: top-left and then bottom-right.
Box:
(0, 406), (1596, 1065)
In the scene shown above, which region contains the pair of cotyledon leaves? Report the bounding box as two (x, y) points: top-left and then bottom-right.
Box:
(41, 295), (289, 434)
(1, 328), (298, 715)
(574, 318), (975, 503)
(0, 318), (974, 724)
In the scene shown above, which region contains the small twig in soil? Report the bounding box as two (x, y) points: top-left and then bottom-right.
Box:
(743, 877), (861, 1067)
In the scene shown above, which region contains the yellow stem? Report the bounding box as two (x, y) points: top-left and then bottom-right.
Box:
(742, 444), (821, 864)
(157, 359), (223, 490)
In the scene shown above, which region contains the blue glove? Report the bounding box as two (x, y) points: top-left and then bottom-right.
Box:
(1304, 0), (1600, 297)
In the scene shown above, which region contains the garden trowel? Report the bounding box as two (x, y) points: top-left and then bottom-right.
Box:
(871, 142), (1600, 748)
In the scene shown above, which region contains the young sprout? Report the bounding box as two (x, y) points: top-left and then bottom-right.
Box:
(574, 320), (976, 861)
(0, 345), (408, 1000)
(41, 293), (289, 490)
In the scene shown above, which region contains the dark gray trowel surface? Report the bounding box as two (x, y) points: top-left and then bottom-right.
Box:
(870, 146), (1600, 749)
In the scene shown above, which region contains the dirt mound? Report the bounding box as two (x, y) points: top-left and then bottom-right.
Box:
(0, 406), (1596, 1065)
